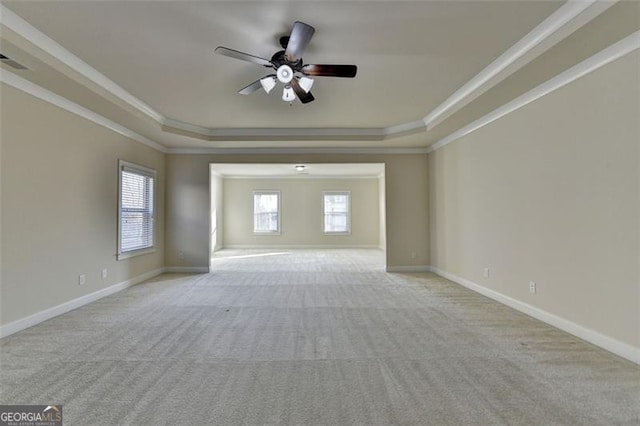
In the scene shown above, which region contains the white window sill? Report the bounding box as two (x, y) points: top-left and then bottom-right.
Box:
(117, 247), (156, 260)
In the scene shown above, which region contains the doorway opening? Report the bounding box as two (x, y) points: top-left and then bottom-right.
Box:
(209, 163), (387, 270)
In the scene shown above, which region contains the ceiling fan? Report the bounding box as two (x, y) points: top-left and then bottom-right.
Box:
(215, 21), (357, 104)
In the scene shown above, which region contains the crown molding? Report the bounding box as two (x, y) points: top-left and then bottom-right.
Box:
(0, 4), (164, 124)
(4, 27), (635, 157)
(422, 0), (607, 130)
(168, 146), (430, 155)
(0, 69), (169, 153)
(427, 30), (640, 154)
(0, 69), (428, 155)
(0, 0), (623, 149)
(1, 3), (428, 143)
(162, 118), (426, 141)
(6, 0), (595, 144)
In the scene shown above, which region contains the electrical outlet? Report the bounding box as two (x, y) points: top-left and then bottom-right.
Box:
(101, 269), (108, 279)
(483, 268), (490, 278)
(78, 274), (86, 285)
(529, 281), (536, 294)
(178, 251), (185, 260)
(411, 252), (417, 259)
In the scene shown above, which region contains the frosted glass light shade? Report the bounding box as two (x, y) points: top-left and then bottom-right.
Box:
(282, 86), (296, 102)
(298, 77), (314, 93)
(260, 76), (277, 93)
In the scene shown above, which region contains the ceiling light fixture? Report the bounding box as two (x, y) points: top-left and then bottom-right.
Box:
(260, 76), (277, 93)
(282, 85), (296, 102)
(215, 20), (358, 105)
(294, 165), (307, 172)
(298, 77), (314, 93)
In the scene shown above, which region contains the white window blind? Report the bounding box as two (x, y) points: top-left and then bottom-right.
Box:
(118, 160), (155, 258)
(323, 191), (350, 234)
(253, 191), (280, 233)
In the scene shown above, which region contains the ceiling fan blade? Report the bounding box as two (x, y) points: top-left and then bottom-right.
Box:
(290, 78), (315, 104)
(238, 79), (264, 95)
(284, 21), (315, 62)
(302, 64), (357, 78)
(215, 46), (272, 67)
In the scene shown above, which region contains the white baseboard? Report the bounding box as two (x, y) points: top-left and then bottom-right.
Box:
(0, 268), (164, 339)
(386, 265), (432, 273)
(5, 263), (637, 365)
(430, 266), (640, 365)
(164, 266), (209, 273)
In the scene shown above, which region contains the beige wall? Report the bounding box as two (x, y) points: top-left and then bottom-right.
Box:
(429, 52), (639, 347)
(166, 154), (429, 269)
(1, 84), (165, 326)
(222, 177), (379, 248)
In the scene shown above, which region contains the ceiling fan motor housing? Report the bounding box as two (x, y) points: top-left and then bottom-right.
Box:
(276, 64), (294, 83)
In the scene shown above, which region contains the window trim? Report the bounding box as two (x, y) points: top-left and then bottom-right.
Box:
(117, 160), (156, 260)
(253, 190), (281, 235)
(323, 190), (351, 235)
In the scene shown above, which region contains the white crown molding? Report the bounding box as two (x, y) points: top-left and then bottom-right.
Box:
(0, 4), (164, 124)
(0, 69), (169, 153)
(427, 30), (640, 154)
(212, 127), (383, 140)
(162, 118), (211, 136)
(168, 146), (430, 155)
(163, 118), (426, 141)
(383, 120), (426, 136)
(422, 0), (603, 129)
(430, 266), (640, 365)
(1, 3), (427, 143)
(4, 26), (636, 156)
(0, 69), (427, 155)
(0, 0), (626, 149)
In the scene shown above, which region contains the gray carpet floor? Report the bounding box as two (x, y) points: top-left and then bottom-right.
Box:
(1, 249), (638, 425)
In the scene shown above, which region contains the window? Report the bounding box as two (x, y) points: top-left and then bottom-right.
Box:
(118, 160), (156, 259)
(253, 191), (280, 233)
(323, 191), (350, 234)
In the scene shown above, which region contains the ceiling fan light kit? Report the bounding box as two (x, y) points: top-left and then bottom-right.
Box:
(260, 76), (277, 94)
(298, 77), (314, 93)
(215, 21), (357, 105)
(282, 86), (296, 102)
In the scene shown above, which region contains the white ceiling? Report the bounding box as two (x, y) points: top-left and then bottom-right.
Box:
(0, 0), (610, 150)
